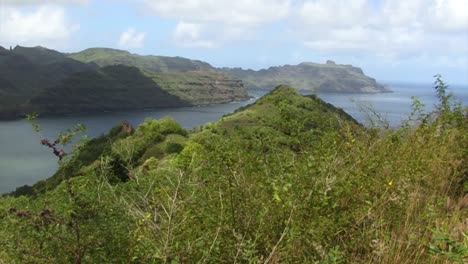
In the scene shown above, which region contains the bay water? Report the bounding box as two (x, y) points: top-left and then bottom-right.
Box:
(1, 82), (466, 194)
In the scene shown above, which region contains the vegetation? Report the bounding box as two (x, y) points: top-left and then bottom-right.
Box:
(0, 78), (466, 263)
(68, 48), (214, 73)
(28, 65), (189, 114)
(0, 46), (96, 119)
(69, 48), (250, 105)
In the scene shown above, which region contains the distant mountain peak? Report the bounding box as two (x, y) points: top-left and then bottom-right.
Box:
(222, 61), (390, 93)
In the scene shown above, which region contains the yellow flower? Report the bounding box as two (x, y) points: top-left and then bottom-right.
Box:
(388, 180), (393, 186)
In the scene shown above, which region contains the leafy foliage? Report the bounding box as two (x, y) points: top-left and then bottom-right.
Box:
(0, 80), (466, 263)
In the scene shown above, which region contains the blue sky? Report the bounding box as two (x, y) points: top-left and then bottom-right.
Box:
(1, 0), (467, 85)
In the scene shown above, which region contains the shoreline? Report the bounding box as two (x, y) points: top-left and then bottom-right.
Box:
(0, 98), (254, 122)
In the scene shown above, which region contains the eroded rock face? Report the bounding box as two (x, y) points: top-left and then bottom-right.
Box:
(149, 70), (250, 105)
(221, 61), (391, 93)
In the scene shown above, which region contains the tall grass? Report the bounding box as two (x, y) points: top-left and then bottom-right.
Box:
(0, 79), (465, 263)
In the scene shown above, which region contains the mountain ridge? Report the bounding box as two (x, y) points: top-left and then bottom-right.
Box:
(68, 47), (215, 73)
(69, 47), (389, 93)
(0, 46), (249, 120)
(0, 45), (389, 120)
(221, 59), (390, 93)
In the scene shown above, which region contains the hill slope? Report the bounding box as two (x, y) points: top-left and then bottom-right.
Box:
(0, 46), (250, 119)
(8, 85), (360, 196)
(0, 46), (96, 117)
(69, 48), (250, 105)
(69, 47), (214, 73)
(221, 60), (390, 93)
(27, 65), (188, 115)
(1, 84), (466, 262)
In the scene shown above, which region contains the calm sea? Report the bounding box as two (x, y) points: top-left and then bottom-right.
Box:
(0, 82), (466, 194)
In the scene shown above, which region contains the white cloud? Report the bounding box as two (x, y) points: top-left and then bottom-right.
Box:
(0, 5), (79, 48)
(431, 0), (468, 32)
(173, 22), (214, 48)
(144, 0), (466, 54)
(144, 0), (291, 47)
(297, 0), (468, 58)
(118, 28), (146, 49)
(380, 0), (425, 28)
(299, 0), (370, 28)
(145, 0), (290, 26)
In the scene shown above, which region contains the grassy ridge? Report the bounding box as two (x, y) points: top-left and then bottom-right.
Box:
(68, 48), (214, 73)
(0, 82), (466, 263)
(69, 48), (250, 105)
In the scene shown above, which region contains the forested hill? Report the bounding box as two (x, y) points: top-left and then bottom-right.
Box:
(0, 46), (391, 120)
(0, 46), (97, 119)
(71, 48), (390, 94)
(0, 46), (249, 120)
(1, 82), (465, 263)
(68, 47), (250, 105)
(68, 47), (214, 73)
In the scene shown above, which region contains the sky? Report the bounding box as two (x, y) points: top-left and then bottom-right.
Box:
(0, 0), (467, 85)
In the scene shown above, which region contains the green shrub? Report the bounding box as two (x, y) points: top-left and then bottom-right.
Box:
(1, 81), (466, 263)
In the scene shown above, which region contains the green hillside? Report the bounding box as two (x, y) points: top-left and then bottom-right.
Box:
(0, 46), (249, 120)
(70, 48), (390, 95)
(27, 65), (189, 115)
(0, 45), (388, 120)
(222, 60), (391, 93)
(1, 81), (465, 263)
(8, 46), (96, 81)
(68, 48), (250, 105)
(0, 46), (96, 118)
(13, 46), (75, 65)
